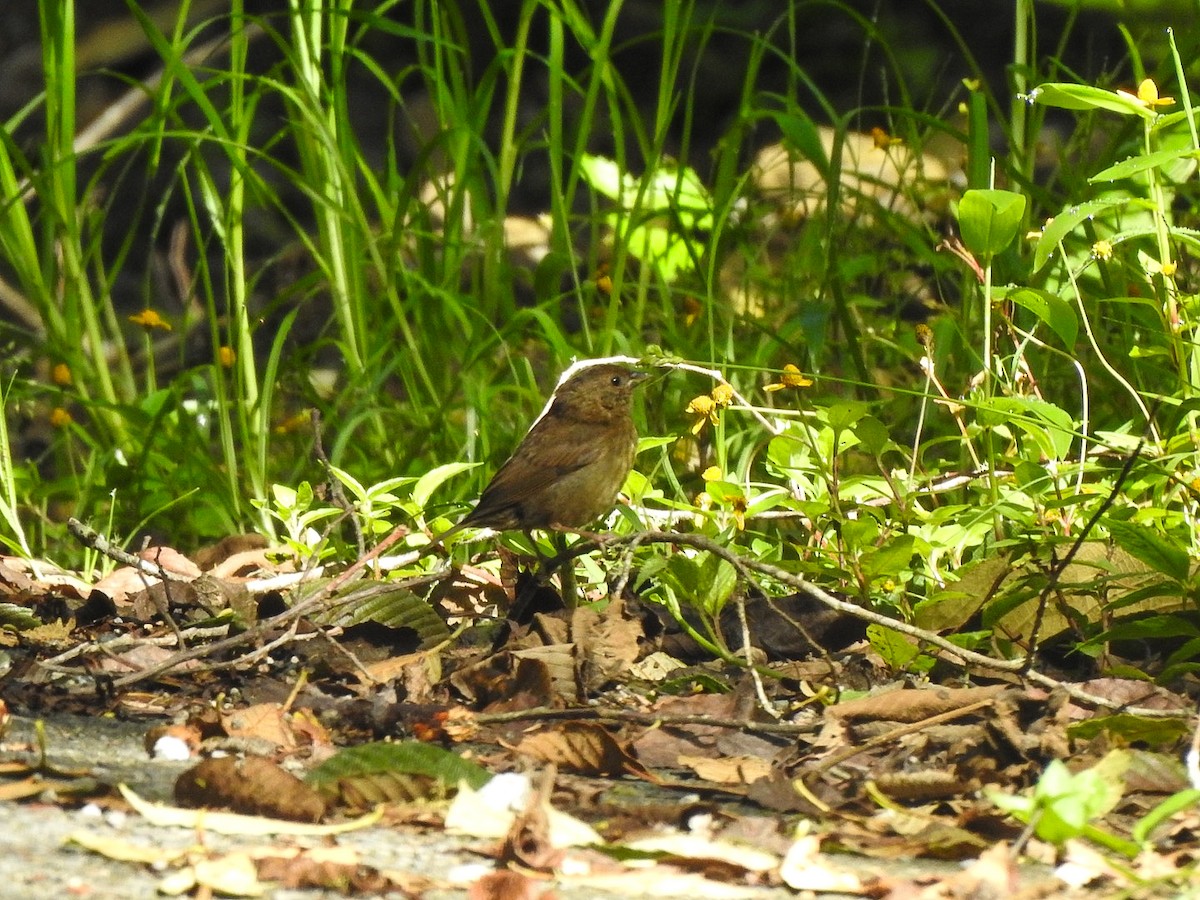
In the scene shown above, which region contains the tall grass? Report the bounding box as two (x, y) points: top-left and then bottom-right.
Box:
(0, 0), (1193, 593)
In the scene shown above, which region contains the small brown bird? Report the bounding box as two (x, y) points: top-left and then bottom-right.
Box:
(325, 362), (646, 592)
(446, 361), (646, 538)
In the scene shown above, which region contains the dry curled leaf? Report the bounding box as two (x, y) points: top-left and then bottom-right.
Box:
(174, 756), (326, 823)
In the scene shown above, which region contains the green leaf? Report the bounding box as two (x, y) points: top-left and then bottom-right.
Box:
(1106, 519), (1190, 582)
(866, 623), (932, 672)
(860, 534), (917, 580)
(1031, 83), (1153, 119)
(977, 397), (1076, 460)
(957, 189), (1026, 259)
(768, 109), (829, 178)
(1032, 198), (1126, 271)
(578, 153), (629, 201)
(854, 416), (892, 456)
(1082, 615), (1200, 653)
(1090, 147), (1200, 184)
(306, 741), (491, 800)
(0, 602), (42, 630)
(412, 462), (477, 511)
(999, 286), (1078, 348)
(1067, 714), (1191, 747)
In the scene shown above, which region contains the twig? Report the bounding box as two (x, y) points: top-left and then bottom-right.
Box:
(67, 518), (192, 583)
(805, 698), (996, 776)
(1024, 441), (1143, 670)
(473, 705), (817, 737)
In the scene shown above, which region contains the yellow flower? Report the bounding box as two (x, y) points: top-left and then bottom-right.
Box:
(51, 363), (72, 386)
(1136, 78), (1175, 108)
(128, 309), (172, 331)
(686, 394), (718, 434)
(50, 407), (73, 428)
(594, 264), (613, 296)
(1161, 260), (1177, 277)
(731, 495), (747, 531)
(764, 364), (813, 392)
(711, 382), (735, 407)
(217, 346), (236, 368)
(1118, 78), (1175, 110)
(701, 466), (723, 482)
(1092, 240), (1113, 260)
(870, 126), (902, 150)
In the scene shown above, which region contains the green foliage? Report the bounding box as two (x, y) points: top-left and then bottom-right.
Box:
(989, 754), (1141, 856)
(0, 1), (1198, 698)
(991, 752), (1200, 859)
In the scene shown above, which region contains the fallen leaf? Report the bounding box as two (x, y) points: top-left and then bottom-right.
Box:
(120, 783), (382, 835)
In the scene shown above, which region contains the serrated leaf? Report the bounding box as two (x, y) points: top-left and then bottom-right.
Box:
(307, 741), (490, 802)
(1106, 520), (1189, 582)
(315, 583), (452, 647)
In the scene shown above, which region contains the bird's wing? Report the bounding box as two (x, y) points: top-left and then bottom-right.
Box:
(465, 423), (610, 526)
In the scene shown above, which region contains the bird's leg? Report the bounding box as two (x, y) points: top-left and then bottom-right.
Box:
(552, 531), (581, 610)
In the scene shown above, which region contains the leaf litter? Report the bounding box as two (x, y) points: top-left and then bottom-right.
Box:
(0, 529), (1197, 897)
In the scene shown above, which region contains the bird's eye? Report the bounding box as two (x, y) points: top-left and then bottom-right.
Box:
(611, 375), (622, 386)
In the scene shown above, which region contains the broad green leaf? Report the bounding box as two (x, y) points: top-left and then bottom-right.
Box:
(578, 153), (629, 201)
(1067, 714), (1191, 747)
(1000, 286), (1078, 348)
(977, 397), (1076, 459)
(958, 189), (1026, 258)
(768, 109), (830, 178)
(860, 534), (917, 580)
(854, 416), (892, 456)
(865, 623), (932, 672)
(1083, 615), (1200, 651)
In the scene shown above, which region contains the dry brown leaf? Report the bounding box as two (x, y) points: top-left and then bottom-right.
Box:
(678, 754), (773, 786)
(174, 756), (326, 822)
(510, 644), (578, 704)
(513, 723), (649, 778)
(467, 870), (553, 900)
(829, 684), (1006, 723)
(220, 702), (297, 752)
(138, 545), (202, 578)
